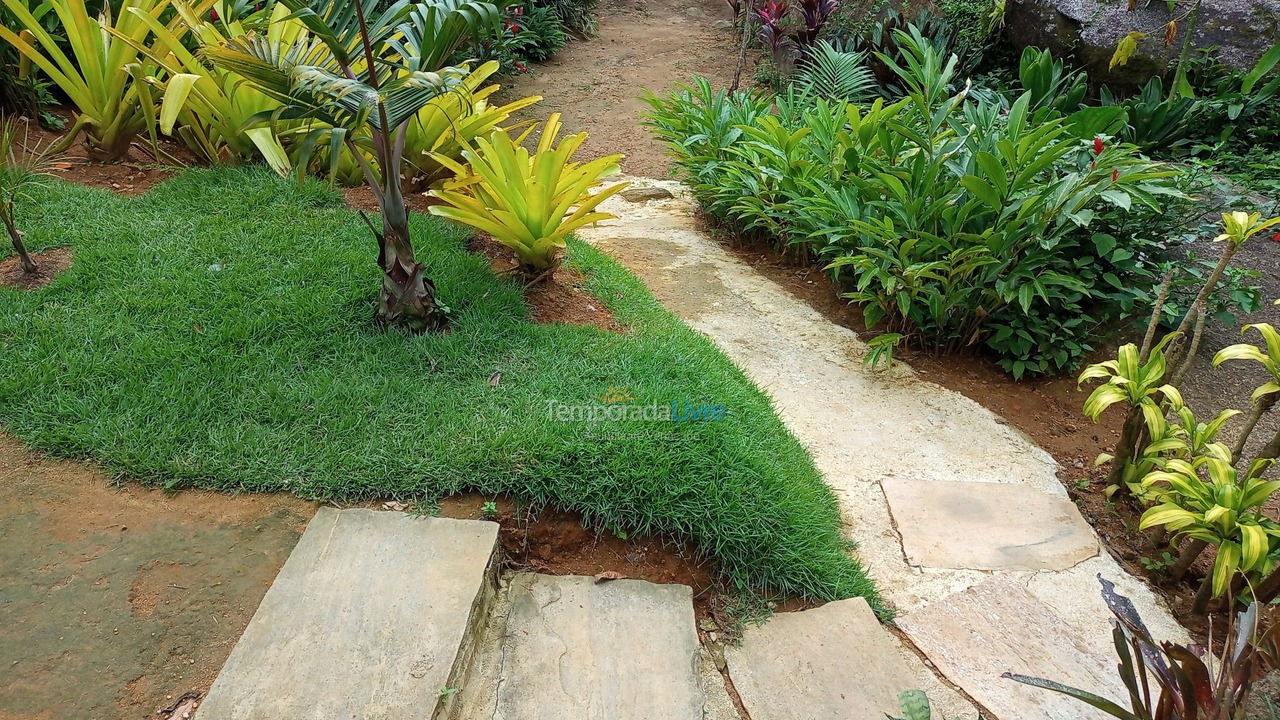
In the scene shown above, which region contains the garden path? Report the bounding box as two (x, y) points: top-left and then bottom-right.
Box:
(498, 0), (744, 176)
(580, 179), (1194, 720)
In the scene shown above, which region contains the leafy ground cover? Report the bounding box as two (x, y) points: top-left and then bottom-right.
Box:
(0, 167), (877, 606)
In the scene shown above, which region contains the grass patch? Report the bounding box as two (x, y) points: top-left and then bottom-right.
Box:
(0, 167), (878, 607)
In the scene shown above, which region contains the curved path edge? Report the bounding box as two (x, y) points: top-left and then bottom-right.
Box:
(580, 178), (1190, 720)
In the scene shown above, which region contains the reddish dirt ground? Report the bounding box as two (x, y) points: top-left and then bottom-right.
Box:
(0, 439), (719, 719)
(467, 233), (628, 331)
(0, 247), (73, 291)
(499, 0), (744, 176)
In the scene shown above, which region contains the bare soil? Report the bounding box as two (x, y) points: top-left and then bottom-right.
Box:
(13, 112), (189, 196)
(467, 234), (627, 331)
(498, 0), (745, 176)
(0, 436), (316, 720)
(0, 438), (721, 719)
(0, 247), (73, 290)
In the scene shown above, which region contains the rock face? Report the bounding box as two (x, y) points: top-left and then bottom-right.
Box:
(1006, 0), (1280, 85)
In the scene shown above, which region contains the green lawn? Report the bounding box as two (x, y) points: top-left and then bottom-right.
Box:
(0, 167), (877, 606)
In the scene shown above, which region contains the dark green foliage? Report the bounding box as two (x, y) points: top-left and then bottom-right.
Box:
(0, 168), (880, 608)
(793, 42), (878, 102)
(647, 34), (1191, 379)
(1101, 77), (1198, 153)
(461, 0), (570, 72)
(533, 0), (595, 37)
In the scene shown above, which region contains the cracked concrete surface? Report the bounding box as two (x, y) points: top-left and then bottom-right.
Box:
(579, 178), (1191, 720)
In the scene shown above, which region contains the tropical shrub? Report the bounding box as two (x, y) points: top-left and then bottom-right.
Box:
(535, 0), (594, 37)
(461, 0), (567, 73)
(1078, 213), (1280, 611)
(792, 41), (877, 102)
(0, 0), (184, 160)
(428, 113), (628, 274)
(647, 32), (1177, 377)
(206, 0), (503, 330)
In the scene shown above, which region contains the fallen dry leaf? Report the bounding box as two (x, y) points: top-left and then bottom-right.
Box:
(594, 571), (625, 583)
(382, 501), (408, 512)
(488, 371), (502, 388)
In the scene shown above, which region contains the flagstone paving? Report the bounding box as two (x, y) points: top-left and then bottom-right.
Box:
(580, 178), (1192, 720)
(882, 478), (1098, 571)
(725, 597), (928, 720)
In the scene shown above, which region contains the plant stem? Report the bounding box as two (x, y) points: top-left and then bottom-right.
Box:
(2, 211), (37, 273)
(731, 10), (753, 92)
(1166, 241), (1238, 370)
(1169, 537), (1207, 582)
(1107, 408), (1146, 489)
(1191, 572), (1213, 615)
(1233, 395), (1278, 463)
(1170, 305), (1206, 385)
(1256, 425), (1280, 464)
(1256, 563), (1280, 604)
(1139, 268), (1175, 363)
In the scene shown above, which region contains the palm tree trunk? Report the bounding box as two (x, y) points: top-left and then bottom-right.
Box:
(375, 193), (445, 332)
(2, 212), (37, 273)
(1107, 408), (1146, 489)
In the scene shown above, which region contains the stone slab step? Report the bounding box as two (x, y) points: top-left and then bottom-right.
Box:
(197, 507), (499, 720)
(898, 575), (1127, 720)
(724, 597), (921, 720)
(882, 478), (1098, 571)
(469, 573), (705, 719)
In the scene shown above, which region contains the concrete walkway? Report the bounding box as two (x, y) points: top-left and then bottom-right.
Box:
(579, 178), (1191, 720)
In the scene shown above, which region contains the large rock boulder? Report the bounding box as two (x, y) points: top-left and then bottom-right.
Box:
(1006, 0), (1280, 85)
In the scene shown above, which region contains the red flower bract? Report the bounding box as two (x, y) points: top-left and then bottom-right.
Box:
(1111, 169), (1119, 183)
(1093, 136), (1105, 156)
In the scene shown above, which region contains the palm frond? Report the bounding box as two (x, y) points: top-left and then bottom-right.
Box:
(795, 42), (877, 102)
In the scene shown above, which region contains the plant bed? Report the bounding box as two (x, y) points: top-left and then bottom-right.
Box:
(0, 167), (878, 608)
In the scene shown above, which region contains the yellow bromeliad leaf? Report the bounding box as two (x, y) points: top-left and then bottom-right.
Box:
(428, 113), (629, 271)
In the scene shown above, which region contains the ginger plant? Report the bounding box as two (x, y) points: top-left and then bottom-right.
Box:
(0, 118), (56, 274)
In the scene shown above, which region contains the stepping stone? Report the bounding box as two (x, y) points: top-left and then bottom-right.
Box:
(899, 575), (1128, 720)
(882, 478), (1097, 571)
(486, 574), (704, 720)
(724, 597), (918, 720)
(197, 507), (499, 720)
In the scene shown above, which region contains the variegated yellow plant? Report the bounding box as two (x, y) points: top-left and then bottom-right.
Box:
(1214, 322), (1280, 462)
(111, 0), (291, 172)
(1138, 457), (1280, 600)
(428, 113), (629, 273)
(0, 0), (183, 160)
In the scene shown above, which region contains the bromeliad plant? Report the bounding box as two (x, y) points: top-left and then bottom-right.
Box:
(0, 0), (182, 160)
(206, 0), (505, 330)
(116, 0), (292, 172)
(427, 113), (627, 277)
(1006, 576), (1280, 720)
(0, 117), (57, 274)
